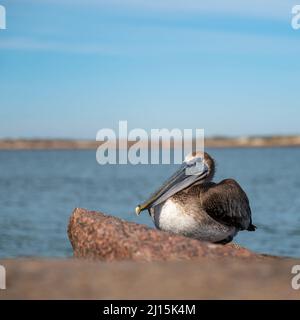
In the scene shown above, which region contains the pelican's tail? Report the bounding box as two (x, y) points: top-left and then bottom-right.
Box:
(247, 223), (257, 231)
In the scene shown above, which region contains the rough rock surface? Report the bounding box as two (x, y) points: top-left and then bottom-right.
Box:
(68, 208), (268, 261)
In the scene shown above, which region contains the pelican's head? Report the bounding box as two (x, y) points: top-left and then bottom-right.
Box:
(135, 151), (215, 215)
(184, 151), (215, 183)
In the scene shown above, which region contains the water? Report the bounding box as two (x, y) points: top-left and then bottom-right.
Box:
(0, 148), (300, 258)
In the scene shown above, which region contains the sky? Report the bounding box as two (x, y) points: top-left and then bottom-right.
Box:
(0, 0), (300, 139)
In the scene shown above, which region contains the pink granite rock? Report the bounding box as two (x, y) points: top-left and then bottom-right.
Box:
(68, 208), (267, 261)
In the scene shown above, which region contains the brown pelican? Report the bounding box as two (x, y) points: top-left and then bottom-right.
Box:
(136, 151), (256, 244)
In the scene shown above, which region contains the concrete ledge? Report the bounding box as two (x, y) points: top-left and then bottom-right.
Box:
(1, 259), (299, 299)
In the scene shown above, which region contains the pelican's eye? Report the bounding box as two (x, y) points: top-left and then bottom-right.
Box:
(185, 158), (205, 175)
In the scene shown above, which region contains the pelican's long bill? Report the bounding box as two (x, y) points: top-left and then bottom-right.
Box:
(135, 159), (208, 215)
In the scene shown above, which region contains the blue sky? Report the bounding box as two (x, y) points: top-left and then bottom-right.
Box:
(0, 0), (299, 139)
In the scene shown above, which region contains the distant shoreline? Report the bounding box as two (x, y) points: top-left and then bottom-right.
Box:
(1, 136), (300, 150)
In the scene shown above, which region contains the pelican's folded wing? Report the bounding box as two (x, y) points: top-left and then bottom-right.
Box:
(201, 179), (256, 231)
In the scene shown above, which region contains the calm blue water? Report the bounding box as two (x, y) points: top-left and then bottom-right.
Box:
(0, 148), (300, 258)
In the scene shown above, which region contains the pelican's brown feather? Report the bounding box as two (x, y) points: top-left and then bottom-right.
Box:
(199, 179), (256, 231)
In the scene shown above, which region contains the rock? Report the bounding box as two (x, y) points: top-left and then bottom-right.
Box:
(68, 208), (268, 261)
